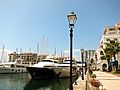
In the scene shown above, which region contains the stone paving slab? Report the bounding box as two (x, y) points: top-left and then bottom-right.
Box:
(94, 71), (120, 90)
(73, 75), (86, 90)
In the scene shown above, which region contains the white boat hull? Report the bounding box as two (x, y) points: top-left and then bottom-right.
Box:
(0, 67), (27, 74)
(53, 66), (77, 77)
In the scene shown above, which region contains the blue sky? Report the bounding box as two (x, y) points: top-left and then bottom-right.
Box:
(0, 0), (120, 55)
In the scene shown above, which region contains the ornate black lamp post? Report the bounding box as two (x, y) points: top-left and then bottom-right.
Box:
(67, 12), (77, 90)
(81, 48), (84, 80)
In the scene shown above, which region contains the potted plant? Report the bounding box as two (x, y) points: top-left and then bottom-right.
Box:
(90, 79), (101, 87)
(89, 73), (96, 83)
(90, 74), (96, 78)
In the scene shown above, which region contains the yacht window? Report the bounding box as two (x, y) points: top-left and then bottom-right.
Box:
(64, 60), (70, 62)
(54, 61), (58, 63)
(11, 64), (15, 68)
(64, 60), (75, 63)
(44, 66), (52, 67)
(41, 60), (53, 62)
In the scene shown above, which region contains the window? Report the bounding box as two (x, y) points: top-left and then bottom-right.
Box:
(100, 51), (104, 55)
(106, 38), (110, 41)
(118, 28), (120, 30)
(109, 28), (115, 31)
(109, 32), (115, 34)
(114, 38), (118, 41)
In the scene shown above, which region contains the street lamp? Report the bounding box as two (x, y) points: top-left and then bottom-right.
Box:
(81, 49), (84, 80)
(67, 12), (77, 90)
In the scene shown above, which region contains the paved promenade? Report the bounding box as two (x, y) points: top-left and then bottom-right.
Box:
(73, 75), (86, 90)
(94, 71), (120, 90)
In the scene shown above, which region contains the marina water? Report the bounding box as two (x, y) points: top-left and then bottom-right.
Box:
(0, 73), (77, 90)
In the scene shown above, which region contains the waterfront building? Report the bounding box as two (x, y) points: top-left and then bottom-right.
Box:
(83, 50), (96, 69)
(37, 54), (48, 62)
(19, 53), (37, 64)
(84, 50), (96, 62)
(9, 52), (37, 64)
(96, 22), (120, 70)
(8, 52), (61, 64)
(9, 52), (19, 62)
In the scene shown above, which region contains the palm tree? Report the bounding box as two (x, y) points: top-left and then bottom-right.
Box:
(103, 48), (112, 71)
(99, 50), (112, 71)
(103, 40), (120, 71)
(105, 40), (120, 60)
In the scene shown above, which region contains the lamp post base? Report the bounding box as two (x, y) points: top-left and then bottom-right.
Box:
(69, 84), (73, 90)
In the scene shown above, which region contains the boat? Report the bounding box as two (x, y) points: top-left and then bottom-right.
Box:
(26, 58), (59, 79)
(76, 61), (86, 71)
(0, 58), (28, 74)
(53, 59), (78, 77)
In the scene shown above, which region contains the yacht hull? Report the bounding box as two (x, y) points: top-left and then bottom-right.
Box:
(53, 66), (77, 77)
(0, 67), (27, 74)
(26, 67), (57, 79)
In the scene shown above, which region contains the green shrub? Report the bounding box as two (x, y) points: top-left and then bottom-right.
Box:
(116, 70), (120, 74)
(89, 69), (93, 75)
(112, 70), (116, 74)
(91, 74), (97, 78)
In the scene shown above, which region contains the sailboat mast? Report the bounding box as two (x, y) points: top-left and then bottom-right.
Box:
(0, 45), (5, 63)
(54, 48), (56, 56)
(37, 43), (39, 54)
(20, 48), (22, 53)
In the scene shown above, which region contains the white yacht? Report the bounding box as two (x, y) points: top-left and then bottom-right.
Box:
(26, 58), (59, 79)
(0, 58), (28, 74)
(53, 59), (78, 77)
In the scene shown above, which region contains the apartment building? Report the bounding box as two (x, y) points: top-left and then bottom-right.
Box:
(9, 52), (37, 63)
(84, 50), (96, 63)
(19, 53), (37, 63)
(96, 22), (120, 70)
(9, 52), (19, 62)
